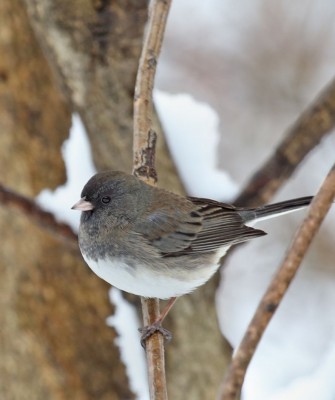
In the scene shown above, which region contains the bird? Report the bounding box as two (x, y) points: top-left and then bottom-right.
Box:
(72, 170), (312, 344)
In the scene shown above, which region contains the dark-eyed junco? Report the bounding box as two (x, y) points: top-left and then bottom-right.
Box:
(72, 170), (312, 342)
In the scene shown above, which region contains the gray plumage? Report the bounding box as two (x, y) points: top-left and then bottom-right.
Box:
(73, 171), (312, 299)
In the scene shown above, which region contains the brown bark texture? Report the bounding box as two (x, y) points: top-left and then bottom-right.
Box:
(0, 1), (131, 399)
(23, 0), (182, 192)
(132, 0), (172, 398)
(1, 1), (231, 399)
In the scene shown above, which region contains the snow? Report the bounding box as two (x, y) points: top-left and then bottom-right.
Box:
(36, 114), (149, 400)
(154, 89), (333, 399)
(107, 289), (149, 400)
(154, 90), (238, 200)
(36, 113), (96, 231)
(156, 1), (335, 399)
(36, 2), (335, 399)
(268, 344), (335, 400)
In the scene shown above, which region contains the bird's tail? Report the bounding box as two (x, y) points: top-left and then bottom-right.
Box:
(240, 196), (313, 224)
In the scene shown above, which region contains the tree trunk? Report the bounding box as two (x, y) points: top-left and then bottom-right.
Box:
(0, 1), (132, 399)
(1, 1), (232, 398)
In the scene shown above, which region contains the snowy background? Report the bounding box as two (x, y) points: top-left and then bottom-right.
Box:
(38, 1), (335, 399)
(157, 2), (335, 399)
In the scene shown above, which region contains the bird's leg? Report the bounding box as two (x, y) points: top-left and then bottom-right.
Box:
(139, 297), (177, 348)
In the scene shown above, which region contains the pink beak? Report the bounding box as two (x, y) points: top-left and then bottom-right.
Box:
(71, 197), (94, 211)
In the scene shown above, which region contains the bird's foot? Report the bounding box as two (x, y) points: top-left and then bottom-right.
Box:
(139, 322), (172, 348)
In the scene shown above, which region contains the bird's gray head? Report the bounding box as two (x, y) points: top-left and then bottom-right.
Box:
(72, 171), (151, 225)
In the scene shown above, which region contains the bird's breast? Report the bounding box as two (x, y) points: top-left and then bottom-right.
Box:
(80, 252), (222, 299)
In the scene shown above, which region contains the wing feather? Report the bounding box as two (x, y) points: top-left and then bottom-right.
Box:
(134, 193), (265, 256)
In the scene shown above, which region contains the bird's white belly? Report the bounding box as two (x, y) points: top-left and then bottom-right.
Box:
(81, 253), (223, 299)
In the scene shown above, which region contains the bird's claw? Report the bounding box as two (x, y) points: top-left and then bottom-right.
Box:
(139, 322), (172, 348)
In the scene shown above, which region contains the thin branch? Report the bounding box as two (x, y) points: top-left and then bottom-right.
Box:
(218, 75), (335, 398)
(133, 1), (172, 399)
(141, 297), (168, 399)
(0, 183), (77, 247)
(4, 77), (334, 250)
(133, 0), (172, 184)
(219, 162), (335, 400)
(235, 76), (335, 207)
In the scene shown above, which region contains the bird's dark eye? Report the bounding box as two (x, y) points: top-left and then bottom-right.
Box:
(101, 196), (111, 204)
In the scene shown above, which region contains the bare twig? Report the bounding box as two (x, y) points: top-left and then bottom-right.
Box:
(141, 297), (168, 399)
(219, 162), (335, 400)
(133, 1), (172, 399)
(133, 0), (172, 184)
(0, 183), (77, 247)
(219, 76), (335, 399)
(3, 77), (334, 250)
(235, 76), (335, 207)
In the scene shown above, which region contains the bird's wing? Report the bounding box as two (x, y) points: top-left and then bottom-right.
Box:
(134, 194), (203, 253)
(187, 197), (266, 254)
(135, 195), (266, 256)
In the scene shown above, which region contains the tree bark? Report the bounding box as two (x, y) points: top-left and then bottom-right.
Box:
(22, 0), (182, 192)
(1, 1), (232, 399)
(0, 1), (132, 399)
